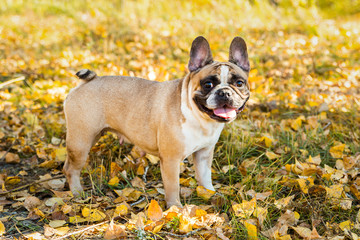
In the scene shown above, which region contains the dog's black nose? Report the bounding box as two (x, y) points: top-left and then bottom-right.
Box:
(217, 89), (231, 99)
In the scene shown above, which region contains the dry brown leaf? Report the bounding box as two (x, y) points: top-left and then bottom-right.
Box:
(274, 195), (295, 210)
(104, 221), (127, 239)
(24, 196), (42, 211)
(131, 176), (145, 189)
(5, 152), (20, 164)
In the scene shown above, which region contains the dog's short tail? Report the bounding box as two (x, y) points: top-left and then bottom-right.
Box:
(75, 69), (97, 82)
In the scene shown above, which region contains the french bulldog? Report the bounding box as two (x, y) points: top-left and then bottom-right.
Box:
(63, 36), (250, 207)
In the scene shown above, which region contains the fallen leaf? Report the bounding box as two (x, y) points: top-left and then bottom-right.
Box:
(0, 221), (5, 236)
(297, 177), (315, 194)
(330, 144), (346, 159)
(55, 147), (67, 162)
(339, 220), (353, 231)
(266, 151), (280, 160)
(114, 203), (130, 217)
(196, 186), (216, 201)
(244, 219), (258, 239)
(45, 197), (64, 207)
(24, 196), (42, 211)
(104, 221), (127, 239)
(274, 195), (295, 210)
(147, 200), (163, 221)
(49, 220), (66, 228)
(108, 176), (120, 187)
(54, 226), (70, 236)
(146, 154), (160, 164)
(47, 178), (66, 190)
(131, 176), (145, 189)
(232, 198), (256, 219)
(5, 152), (20, 164)
(291, 116), (305, 131)
(291, 226), (312, 238)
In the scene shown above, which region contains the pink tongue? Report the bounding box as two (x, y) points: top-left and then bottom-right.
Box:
(213, 107), (237, 119)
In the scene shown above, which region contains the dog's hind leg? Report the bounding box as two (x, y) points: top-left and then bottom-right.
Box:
(63, 128), (101, 196)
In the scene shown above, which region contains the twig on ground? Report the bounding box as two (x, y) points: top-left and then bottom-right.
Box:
(323, 121), (332, 130)
(142, 166), (149, 183)
(0, 174), (64, 195)
(130, 196), (146, 207)
(52, 220), (110, 240)
(159, 228), (204, 238)
(0, 76), (25, 89)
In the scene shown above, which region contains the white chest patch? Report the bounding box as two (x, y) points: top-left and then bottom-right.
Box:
(181, 121), (224, 158)
(219, 65), (229, 85)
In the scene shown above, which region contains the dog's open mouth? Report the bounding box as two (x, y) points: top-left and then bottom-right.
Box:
(213, 104), (245, 120)
(193, 95), (248, 122)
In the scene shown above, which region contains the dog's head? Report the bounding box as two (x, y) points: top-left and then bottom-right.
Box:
(188, 36), (250, 123)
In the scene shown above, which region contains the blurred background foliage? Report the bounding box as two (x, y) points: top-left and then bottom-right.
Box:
(1, 0), (360, 82)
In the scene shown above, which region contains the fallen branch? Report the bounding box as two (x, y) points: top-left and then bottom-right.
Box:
(0, 174), (64, 195)
(158, 228), (204, 238)
(52, 220), (110, 240)
(130, 196), (146, 207)
(0, 76), (25, 89)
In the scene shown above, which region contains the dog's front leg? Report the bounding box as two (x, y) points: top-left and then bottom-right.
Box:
(160, 157), (182, 208)
(193, 146), (216, 191)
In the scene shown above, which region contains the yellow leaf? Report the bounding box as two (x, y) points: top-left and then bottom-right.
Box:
(55, 148), (67, 162)
(108, 176), (120, 187)
(259, 136), (273, 148)
(82, 207), (91, 217)
(180, 177), (197, 187)
(232, 198), (256, 219)
(34, 208), (46, 218)
(196, 186), (215, 201)
(306, 155), (321, 165)
(291, 116), (305, 131)
(147, 200), (163, 221)
(244, 220), (258, 239)
(146, 154), (160, 164)
(54, 226), (70, 236)
(253, 207), (268, 226)
(6, 176), (21, 185)
(114, 204), (129, 217)
(339, 220), (353, 231)
(0, 221), (5, 236)
(89, 209), (106, 222)
(69, 215), (87, 224)
(195, 209), (207, 218)
(266, 151), (280, 160)
(330, 144), (346, 159)
(152, 221), (164, 234)
(297, 177), (314, 194)
(325, 184), (343, 199)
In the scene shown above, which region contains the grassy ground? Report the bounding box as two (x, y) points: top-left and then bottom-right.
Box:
(0, 0), (360, 239)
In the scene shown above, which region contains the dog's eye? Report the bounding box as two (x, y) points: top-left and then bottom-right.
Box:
(234, 80), (244, 88)
(203, 81), (213, 89)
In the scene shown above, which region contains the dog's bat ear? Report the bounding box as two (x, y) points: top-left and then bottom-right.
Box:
(188, 36), (213, 72)
(229, 37), (250, 72)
